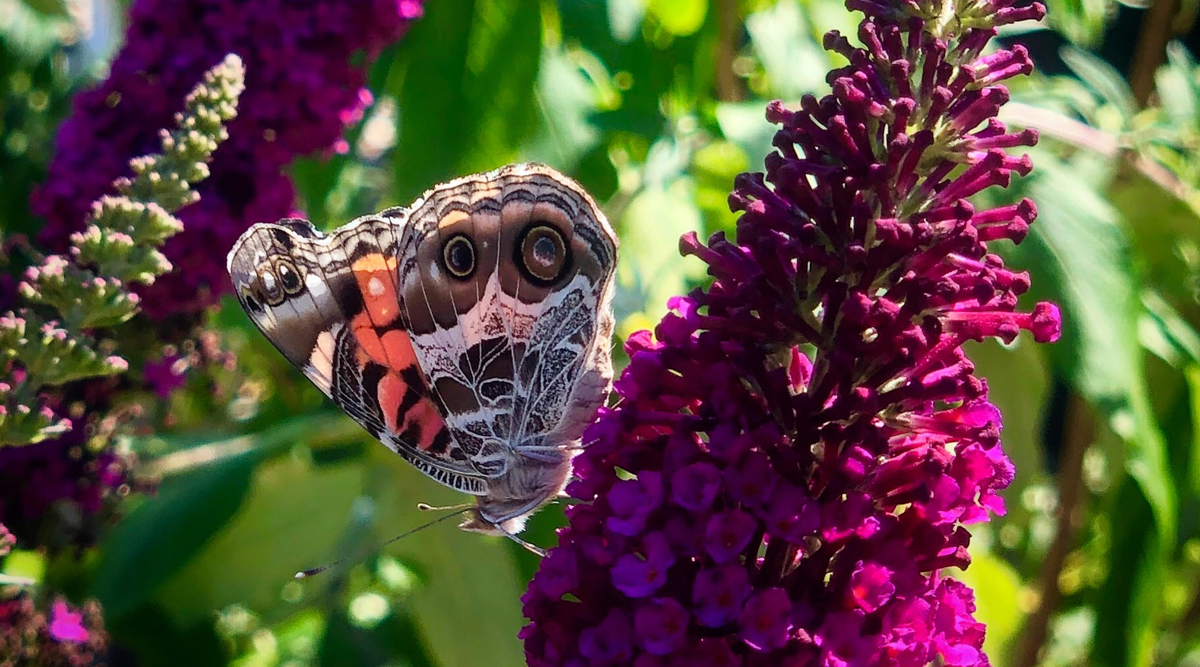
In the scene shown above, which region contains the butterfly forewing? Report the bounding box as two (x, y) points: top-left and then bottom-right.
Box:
(226, 214), (487, 496)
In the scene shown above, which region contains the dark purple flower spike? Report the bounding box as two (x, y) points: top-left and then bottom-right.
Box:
(522, 0), (1058, 663)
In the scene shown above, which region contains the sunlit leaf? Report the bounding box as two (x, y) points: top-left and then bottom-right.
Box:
(1006, 152), (1176, 547)
(647, 0), (707, 36)
(715, 102), (777, 172)
(614, 172), (705, 336)
(389, 0), (542, 201)
(1061, 47), (1137, 124)
(745, 0), (831, 99)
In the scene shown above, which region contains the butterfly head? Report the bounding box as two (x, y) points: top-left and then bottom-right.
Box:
(459, 448), (576, 536)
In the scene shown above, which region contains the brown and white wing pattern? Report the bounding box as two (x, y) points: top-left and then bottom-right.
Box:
(396, 164), (617, 530)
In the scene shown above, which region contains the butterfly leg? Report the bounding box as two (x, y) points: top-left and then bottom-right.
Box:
(495, 524), (547, 557)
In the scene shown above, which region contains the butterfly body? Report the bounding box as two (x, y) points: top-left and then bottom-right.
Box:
(227, 164), (616, 536)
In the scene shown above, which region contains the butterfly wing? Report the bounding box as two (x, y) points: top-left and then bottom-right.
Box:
(226, 214), (488, 495)
(395, 164), (617, 485)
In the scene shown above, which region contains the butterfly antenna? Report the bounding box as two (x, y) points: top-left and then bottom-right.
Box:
(294, 506), (473, 580)
(416, 502), (473, 512)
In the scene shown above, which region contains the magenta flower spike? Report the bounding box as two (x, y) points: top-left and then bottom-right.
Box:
(522, 0), (1058, 663)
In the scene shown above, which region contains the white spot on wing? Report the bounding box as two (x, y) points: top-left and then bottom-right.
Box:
(368, 276), (385, 296)
(305, 273), (329, 300)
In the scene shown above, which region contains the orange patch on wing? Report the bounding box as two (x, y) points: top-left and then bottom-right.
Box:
(351, 253), (400, 327)
(438, 209), (470, 228)
(351, 313), (385, 364)
(404, 399), (446, 450)
(381, 329), (418, 369)
(351, 318), (419, 372)
(378, 371), (407, 434)
(377, 369), (446, 450)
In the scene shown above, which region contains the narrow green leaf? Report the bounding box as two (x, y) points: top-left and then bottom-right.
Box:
(1001, 153), (1175, 667)
(1091, 478), (1166, 667)
(1185, 364), (1200, 497)
(1060, 47), (1137, 123)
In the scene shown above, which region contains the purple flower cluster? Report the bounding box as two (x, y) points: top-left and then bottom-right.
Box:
(0, 592), (108, 664)
(32, 0), (424, 320)
(522, 0), (1056, 664)
(0, 413), (135, 548)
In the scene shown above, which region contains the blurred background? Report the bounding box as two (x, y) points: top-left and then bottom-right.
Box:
(4, 0), (1200, 665)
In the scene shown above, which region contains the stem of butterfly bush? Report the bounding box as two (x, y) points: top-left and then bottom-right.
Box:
(1013, 390), (1094, 667)
(142, 411), (366, 478)
(714, 0), (742, 102)
(1128, 0), (1179, 108)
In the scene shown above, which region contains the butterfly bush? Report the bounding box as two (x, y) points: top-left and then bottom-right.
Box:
(32, 0), (425, 320)
(3, 0), (424, 550)
(0, 55), (245, 549)
(522, 0), (1057, 664)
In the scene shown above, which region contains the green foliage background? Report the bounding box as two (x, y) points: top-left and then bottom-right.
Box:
(6, 0), (1200, 665)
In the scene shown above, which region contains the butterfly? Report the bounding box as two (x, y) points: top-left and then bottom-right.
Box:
(226, 163), (617, 547)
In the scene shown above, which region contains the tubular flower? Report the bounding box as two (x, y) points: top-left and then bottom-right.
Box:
(522, 0), (1057, 663)
(32, 0), (424, 319)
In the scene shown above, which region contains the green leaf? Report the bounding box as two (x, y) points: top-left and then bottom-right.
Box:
(745, 0), (831, 99)
(1156, 42), (1199, 132)
(715, 102), (777, 173)
(146, 437), (527, 666)
(18, 0), (68, 17)
(91, 445), (260, 619)
(368, 448), (527, 667)
(1001, 153), (1175, 667)
(150, 452), (368, 624)
(1091, 478), (1166, 667)
(1185, 364), (1200, 497)
(1060, 47), (1137, 124)
(522, 45), (606, 170)
(1007, 153), (1176, 548)
(614, 175), (705, 336)
(647, 0), (707, 36)
(1108, 171), (1200, 306)
(390, 0), (542, 202)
